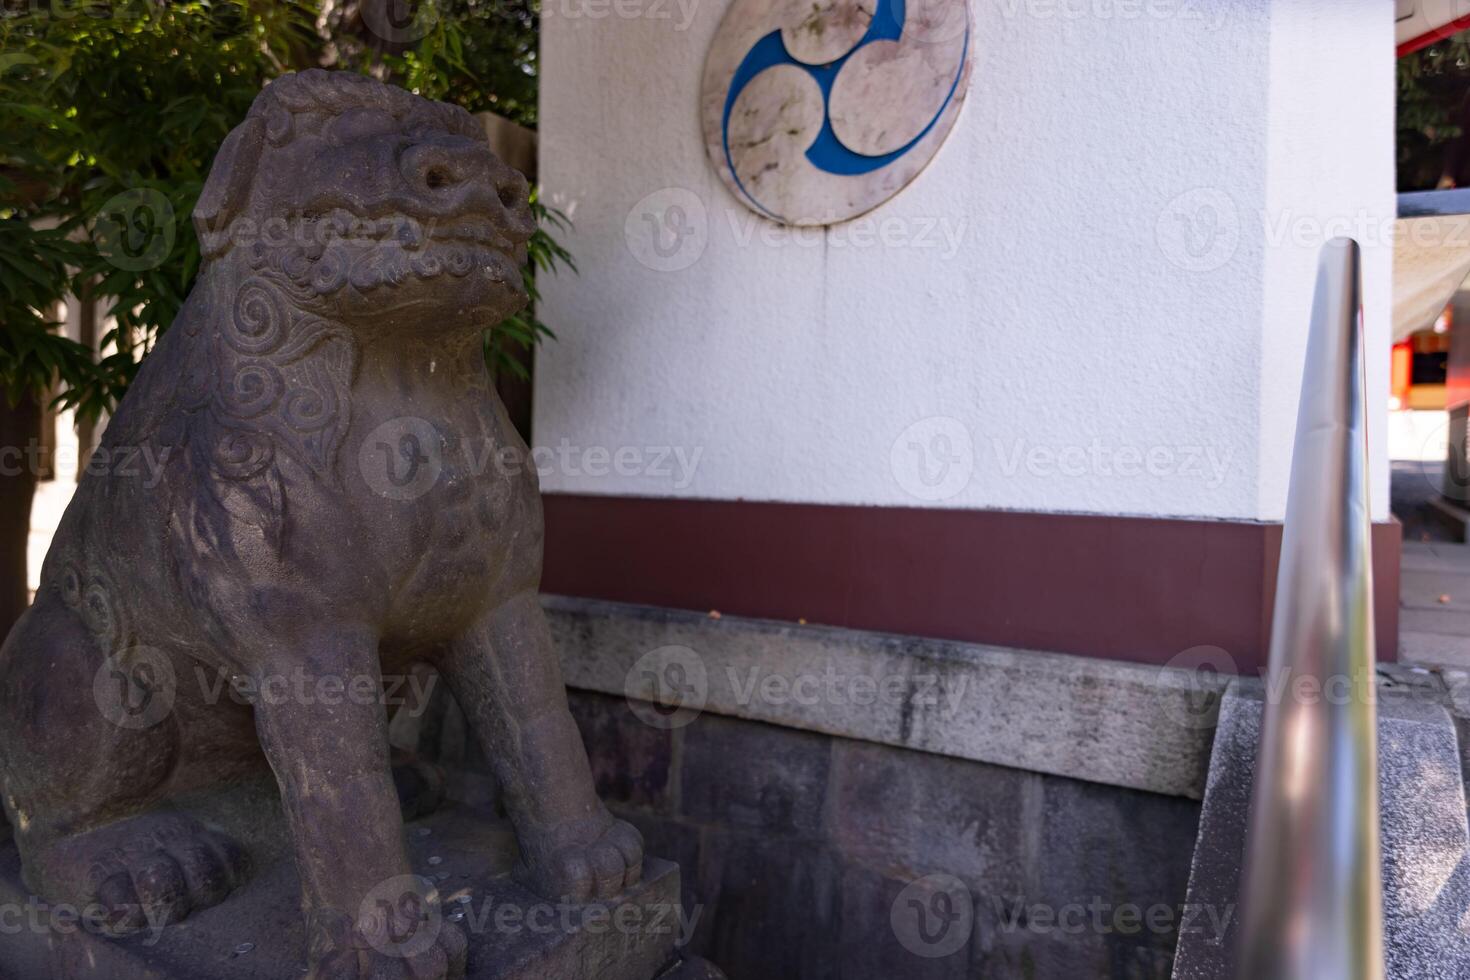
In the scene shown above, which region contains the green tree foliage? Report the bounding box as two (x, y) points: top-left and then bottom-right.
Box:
(1399, 37), (1470, 191)
(0, 0), (564, 421)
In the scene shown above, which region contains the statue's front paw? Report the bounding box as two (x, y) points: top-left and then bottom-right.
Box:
(308, 902), (468, 980)
(518, 810), (644, 902)
(36, 812), (250, 937)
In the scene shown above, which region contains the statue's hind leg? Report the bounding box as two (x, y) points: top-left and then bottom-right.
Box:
(0, 596), (250, 935)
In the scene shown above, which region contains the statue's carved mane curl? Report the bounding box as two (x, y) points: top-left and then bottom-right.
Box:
(248, 69), (483, 146)
(172, 269), (356, 560)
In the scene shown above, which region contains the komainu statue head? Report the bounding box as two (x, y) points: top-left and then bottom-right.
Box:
(193, 69), (536, 337)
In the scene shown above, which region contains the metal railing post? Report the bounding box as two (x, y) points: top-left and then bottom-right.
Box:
(1236, 238), (1384, 980)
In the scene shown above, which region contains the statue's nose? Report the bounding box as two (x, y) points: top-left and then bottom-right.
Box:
(398, 135), (533, 243)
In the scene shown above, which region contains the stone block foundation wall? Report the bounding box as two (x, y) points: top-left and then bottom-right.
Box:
(566, 691), (1201, 979)
(389, 597), (1227, 977)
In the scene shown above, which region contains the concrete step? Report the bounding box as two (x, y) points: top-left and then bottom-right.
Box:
(1172, 681), (1470, 980)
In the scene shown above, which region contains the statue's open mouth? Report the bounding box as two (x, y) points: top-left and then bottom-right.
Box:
(289, 207), (521, 258)
(242, 205), (529, 307)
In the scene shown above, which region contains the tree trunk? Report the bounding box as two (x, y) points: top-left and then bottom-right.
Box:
(0, 389), (40, 641)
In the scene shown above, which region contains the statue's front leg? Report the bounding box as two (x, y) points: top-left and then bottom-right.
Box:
(441, 591), (644, 901)
(250, 624), (467, 979)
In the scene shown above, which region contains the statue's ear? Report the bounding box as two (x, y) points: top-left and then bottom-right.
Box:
(194, 115), (265, 257)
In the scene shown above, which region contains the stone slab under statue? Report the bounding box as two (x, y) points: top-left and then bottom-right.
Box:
(0, 69), (715, 980)
(0, 779), (713, 978)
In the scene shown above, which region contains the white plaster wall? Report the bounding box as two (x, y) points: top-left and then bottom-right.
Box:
(535, 0), (1392, 521)
(1258, 0), (1394, 521)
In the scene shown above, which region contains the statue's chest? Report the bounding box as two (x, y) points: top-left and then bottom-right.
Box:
(347, 397), (538, 618)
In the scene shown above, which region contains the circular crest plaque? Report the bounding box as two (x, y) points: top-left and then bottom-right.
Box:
(701, 0), (973, 226)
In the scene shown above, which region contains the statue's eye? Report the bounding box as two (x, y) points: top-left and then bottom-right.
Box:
(326, 108), (398, 144)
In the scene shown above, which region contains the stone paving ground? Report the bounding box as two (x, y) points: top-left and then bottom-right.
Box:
(1401, 539), (1470, 667)
(1393, 459), (1470, 667)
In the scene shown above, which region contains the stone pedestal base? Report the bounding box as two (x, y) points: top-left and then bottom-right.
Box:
(0, 805), (706, 980)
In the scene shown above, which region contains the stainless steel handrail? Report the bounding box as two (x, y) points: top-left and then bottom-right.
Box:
(1236, 239), (1385, 980)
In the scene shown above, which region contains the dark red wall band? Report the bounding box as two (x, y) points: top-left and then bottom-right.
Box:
(540, 494), (1401, 674)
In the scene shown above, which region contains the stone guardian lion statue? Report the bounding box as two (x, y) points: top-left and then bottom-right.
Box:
(0, 70), (642, 979)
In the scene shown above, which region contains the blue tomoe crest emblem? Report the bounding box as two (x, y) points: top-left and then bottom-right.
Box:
(701, 0), (972, 225)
